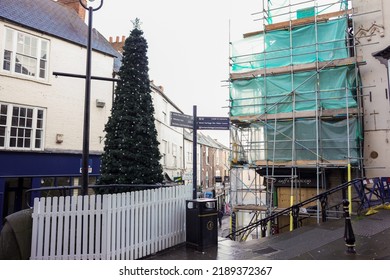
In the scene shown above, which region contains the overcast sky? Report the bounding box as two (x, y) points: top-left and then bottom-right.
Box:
(92, 0), (262, 146)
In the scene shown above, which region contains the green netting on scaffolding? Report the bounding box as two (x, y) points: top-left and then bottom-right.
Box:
(230, 65), (357, 117)
(231, 18), (348, 72)
(263, 118), (360, 163)
(265, 0), (349, 24)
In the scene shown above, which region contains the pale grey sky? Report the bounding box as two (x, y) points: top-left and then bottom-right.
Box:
(92, 0), (261, 146)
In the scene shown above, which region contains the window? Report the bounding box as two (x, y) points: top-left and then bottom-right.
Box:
(179, 146), (183, 169)
(187, 151), (192, 163)
(162, 111), (167, 123)
(172, 144), (177, 167)
(162, 99), (168, 123)
(162, 140), (167, 165)
(2, 28), (49, 80)
(0, 103), (45, 150)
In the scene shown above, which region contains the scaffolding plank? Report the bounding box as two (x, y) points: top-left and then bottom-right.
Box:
(243, 9), (355, 38)
(230, 56), (364, 80)
(254, 159), (349, 167)
(230, 108), (360, 123)
(266, 9), (354, 31)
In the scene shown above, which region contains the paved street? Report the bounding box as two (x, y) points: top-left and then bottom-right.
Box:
(144, 209), (390, 260)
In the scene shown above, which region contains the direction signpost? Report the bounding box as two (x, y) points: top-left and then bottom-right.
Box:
(170, 106), (230, 199)
(197, 116), (230, 130)
(170, 112), (230, 131)
(170, 112), (193, 129)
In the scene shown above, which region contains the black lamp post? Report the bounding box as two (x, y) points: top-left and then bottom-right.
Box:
(80, 0), (104, 195)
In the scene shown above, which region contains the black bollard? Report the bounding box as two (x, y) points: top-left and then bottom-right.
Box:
(261, 222), (267, 238)
(231, 212), (236, 241)
(321, 196), (328, 222)
(343, 199), (356, 254)
(292, 206), (299, 230)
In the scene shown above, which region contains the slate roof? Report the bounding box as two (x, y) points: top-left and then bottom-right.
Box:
(0, 0), (121, 70)
(184, 130), (229, 150)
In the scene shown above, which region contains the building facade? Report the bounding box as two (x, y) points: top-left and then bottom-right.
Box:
(0, 0), (119, 226)
(151, 82), (184, 182)
(183, 130), (230, 198)
(353, 0), (390, 178)
(227, 0), (390, 236)
(228, 0), (365, 233)
(0, 0), (231, 230)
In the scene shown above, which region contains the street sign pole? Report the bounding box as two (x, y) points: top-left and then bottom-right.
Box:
(169, 107), (230, 200)
(193, 105), (197, 199)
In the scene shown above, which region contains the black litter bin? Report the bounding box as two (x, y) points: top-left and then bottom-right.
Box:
(186, 198), (218, 251)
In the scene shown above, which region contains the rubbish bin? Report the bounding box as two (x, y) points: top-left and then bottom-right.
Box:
(186, 198), (218, 251)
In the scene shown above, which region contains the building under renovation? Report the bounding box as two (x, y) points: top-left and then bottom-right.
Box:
(228, 0), (390, 238)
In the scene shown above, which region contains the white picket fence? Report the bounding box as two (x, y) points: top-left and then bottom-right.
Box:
(30, 185), (192, 260)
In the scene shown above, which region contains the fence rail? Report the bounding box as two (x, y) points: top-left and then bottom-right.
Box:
(30, 185), (192, 260)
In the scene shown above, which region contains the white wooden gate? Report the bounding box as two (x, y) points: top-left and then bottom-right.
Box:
(30, 185), (192, 260)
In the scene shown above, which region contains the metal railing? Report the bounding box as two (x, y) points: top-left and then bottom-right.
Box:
(226, 178), (362, 241)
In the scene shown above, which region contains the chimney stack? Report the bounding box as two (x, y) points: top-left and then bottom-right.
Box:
(108, 35), (126, 53)
(57, 0), (87, 21)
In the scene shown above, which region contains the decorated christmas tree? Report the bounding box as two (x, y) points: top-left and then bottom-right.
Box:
(99, 19), (163, 187)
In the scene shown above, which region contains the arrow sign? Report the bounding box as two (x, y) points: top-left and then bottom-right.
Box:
(170, 112), (193, 129)
(197, 116), (230, 130)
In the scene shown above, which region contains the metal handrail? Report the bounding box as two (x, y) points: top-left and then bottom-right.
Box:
(226, 178), (361, 240)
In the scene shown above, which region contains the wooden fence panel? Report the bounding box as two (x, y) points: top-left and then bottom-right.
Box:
(30, 185), (192, 260)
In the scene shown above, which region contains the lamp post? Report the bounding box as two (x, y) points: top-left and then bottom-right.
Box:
(80, 0), (104, 195)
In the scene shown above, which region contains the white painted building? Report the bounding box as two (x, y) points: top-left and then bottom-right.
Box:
(151, 82), (185, 181)
(184, 130), (202, 187)
(0, 0), (119, 223)
(0, 25), (115, 154)
(353, 0), (390, 177)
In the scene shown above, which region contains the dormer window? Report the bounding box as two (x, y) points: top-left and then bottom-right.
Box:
(2, 28), (49, 81)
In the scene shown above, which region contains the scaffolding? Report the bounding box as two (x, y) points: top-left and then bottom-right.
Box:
(229, 0), (364, 238)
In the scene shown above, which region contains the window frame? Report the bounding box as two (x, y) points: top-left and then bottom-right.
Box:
(162, 139), (168, 166)
(2, 27), (50, 81)
(0, 103), (46, 151)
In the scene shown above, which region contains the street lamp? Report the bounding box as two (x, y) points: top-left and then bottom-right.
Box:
(80, 0), (104, 195)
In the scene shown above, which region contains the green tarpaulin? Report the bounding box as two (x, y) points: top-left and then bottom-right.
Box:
(230, 66), (357, 116)
(231, 18), (348, 72)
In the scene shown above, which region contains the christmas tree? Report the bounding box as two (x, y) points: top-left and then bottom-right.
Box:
(99, 19), (163, 188)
